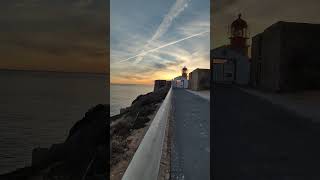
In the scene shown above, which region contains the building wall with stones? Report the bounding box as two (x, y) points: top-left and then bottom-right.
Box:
(251, 21), (320, 92)
(189, 68), (210, 91)
(154, 80), (167, 92)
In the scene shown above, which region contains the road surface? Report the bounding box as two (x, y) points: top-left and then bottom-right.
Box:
(213, 84), (320, 179)
(171, 88), (210, 180)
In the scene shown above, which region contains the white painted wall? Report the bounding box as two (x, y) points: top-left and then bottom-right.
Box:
(172, 77), (188, 88)
(211, 46), (250, 85)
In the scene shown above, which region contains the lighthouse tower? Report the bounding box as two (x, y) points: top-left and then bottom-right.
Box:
(182, 66), (188, 79)
(229, 14), (249, 56)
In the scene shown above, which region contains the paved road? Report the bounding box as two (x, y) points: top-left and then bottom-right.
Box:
(171, 88), (210, 180)
(213, 84), (320, 179)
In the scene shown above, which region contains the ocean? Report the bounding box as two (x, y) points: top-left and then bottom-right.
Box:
(0, 70), (108, 174)
(110, 84), (153, 116)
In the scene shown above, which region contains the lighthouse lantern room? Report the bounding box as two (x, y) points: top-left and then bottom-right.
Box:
(229, 14), (249, 56)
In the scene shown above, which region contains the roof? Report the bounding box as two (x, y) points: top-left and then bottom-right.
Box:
(211, 45), (250, 62)
(262, 21), (320, 33)
(231, 14), (248, 29)
(173, 76), (187, 80)
(192, 68), (210, 72)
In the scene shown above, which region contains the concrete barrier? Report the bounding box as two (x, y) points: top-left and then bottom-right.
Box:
(122, 87), (172, 180)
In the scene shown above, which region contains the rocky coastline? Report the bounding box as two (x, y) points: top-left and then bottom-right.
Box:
(0, 85), (170, 180)
(0, 104), (108, 180)
(110, 86), (170, 179)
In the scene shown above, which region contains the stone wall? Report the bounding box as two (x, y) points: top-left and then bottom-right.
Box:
(154, 80), (167, 92)
(281, 22), (320, 91)
(251, 21), (320, 92)
(189, 69), (210, 91)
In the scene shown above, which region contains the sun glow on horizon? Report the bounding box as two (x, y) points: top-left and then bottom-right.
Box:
(111, 0), (210, 85)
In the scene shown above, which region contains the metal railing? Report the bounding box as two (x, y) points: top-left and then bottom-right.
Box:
(122, 87), (172, 180)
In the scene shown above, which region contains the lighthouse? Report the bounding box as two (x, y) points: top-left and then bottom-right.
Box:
(182, 66), (188, 79)
(229, 14), (249, 56)
(211, 13), (251, 85)
(172, 66), (189, 89)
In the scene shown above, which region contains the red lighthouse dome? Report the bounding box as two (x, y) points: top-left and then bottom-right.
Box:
(231, 14), (248, 31)
(182, 66), (188, 79)
(229, 14), (249, 56)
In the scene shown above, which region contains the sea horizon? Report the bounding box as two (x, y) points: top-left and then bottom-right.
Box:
(111, 83), (154, 86)
(0, 71), (107, 174)
(110, 84), (153, 116)
(0, 68), (107, 76)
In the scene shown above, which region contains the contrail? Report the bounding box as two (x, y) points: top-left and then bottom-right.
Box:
(118, 31), (209, 63)
(149, 0), (190, 42)
(132, 0), (190, 64)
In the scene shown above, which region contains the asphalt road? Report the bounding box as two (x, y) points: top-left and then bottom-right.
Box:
(213, 84), (320, 179)
(171, 88), (210, 180)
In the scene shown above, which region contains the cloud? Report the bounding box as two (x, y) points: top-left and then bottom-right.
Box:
(212, 0), (237, 13)
(212, 0), (320, 49)
(134, 0), (190, 64)
(111, 34), (209, 84)
(0, 0), (108, 73)
(117, 31), (208, 63)
(177, 19), (210, 36)
(151, 63), (167, 69)
(149, 0), (190, 42)
(111, 0), (210, 84)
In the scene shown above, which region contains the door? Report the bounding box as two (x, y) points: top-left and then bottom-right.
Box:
(223, 61), (235, 83)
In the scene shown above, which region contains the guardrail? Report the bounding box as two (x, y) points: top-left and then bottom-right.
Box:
(122, 87), (173, 180)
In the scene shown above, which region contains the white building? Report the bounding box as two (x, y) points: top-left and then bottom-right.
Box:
(211, 46), (250, 85)
(172, 76), (188, 89)
(172, 66), (189, 89)
(210, 14), (251, 85)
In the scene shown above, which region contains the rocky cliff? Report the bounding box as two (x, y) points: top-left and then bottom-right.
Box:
(110, 86), (170, 179)
(0, 104), (108, 180)
(0, 85), (170, 180)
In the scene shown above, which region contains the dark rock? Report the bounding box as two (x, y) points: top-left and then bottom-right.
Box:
(111, 135), (127, 166)
(120, 107), (130, 114)
(154, 80), (168, 92)
(128, 86), (169, 117)
(132, 116), (150, 129)
(131, 92), (153, 105)
(0, 104), (108, 180)
(90, 145), (108, 174)
(32, 147), (49, 166)
(111, 120), (130, 137)
(139, 105), (157, 117)
(109, 87), (170, 171)
(110, 87), (169, 137)
(54, 104), (107, 178)
(0, 166), (39, 180)
(67, 104), (108, 141)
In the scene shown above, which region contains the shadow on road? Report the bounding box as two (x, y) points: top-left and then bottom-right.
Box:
(213, 84), (320, 179)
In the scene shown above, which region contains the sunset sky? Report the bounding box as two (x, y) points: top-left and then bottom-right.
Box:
(213, 0), (320, 49)
(111, 0), (210, 85)
(0, 0), (108, 74)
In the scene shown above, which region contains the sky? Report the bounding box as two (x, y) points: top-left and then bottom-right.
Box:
(0, 0), (108, 74)
(111, 0), (210, 85)
(212, 0), (320, 50)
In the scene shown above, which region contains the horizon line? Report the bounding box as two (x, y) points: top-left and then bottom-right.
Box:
(0, 68), (108, 75)
(111, 83), (154, 86)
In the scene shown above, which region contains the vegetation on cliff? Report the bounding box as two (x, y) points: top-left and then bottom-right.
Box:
(110, 86), (170, 179)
